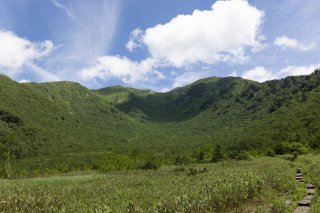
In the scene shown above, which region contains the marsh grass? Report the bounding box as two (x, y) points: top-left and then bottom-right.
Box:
(0, 157), (305, 212)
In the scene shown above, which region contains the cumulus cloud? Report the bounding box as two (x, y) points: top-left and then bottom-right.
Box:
(172, 72), (211, 88)
(126, 28), (143, 52)
(19, 79), (31, 83)
(130, 0), (264, 68)
(274, 36), (315, 51)
(279, 65), (320, 76)
(241, 67), (276, 82)
(242, 65), (320, 82)
(82, 0), (264, 86)
(228, 71), (238, 77)
(78, 56), (164, 85)
(0, 30), (53, 71)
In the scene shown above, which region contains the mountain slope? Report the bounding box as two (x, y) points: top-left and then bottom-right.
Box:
(0, 76), (140, 158)
(97, 69), (320, 151)
(0, 69), (320, 170)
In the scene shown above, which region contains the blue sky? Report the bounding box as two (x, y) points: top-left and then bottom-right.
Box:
(0, 0), (319, 92)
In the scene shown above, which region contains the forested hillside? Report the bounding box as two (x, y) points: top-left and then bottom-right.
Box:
(0, 69), (320, 175)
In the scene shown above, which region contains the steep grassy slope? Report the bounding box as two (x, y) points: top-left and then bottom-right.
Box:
(0, 75), (141, 158)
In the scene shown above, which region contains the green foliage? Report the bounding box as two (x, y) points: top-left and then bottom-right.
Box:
(266, 149), (276, 157)
(274, 142), (309, 155)
(227, 150), (253, 161)
(140, 158), (160, 170)
(175, 155), (192, 165)
(98, 151), (135, 172)
(211, 144), (223, 163)
(0, 157), (300, 212)
(187, 167), (208, 176)
(196, 151), (206, 163)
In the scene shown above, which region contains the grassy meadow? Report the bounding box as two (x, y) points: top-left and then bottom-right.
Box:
(1, 156), (317, 212)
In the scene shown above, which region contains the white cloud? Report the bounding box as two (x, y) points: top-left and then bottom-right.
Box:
(172, 72), (210, 88)
(279, 65), (320, 77)
(80, 0), (265, 87)
(83, 0), (264, 87)
(274, 36), (315, 51)
(78, 56), (164, 85)
(241, 67), (276, 82)
(126, 28), (143, 52)
(159, 87), (171, 93)
(0, 30), (53, 71)
(242, 65), (320, 82)
(228, 71), (238, 77)
(19, 79), (31, 83)
(132, 0), (264, 68)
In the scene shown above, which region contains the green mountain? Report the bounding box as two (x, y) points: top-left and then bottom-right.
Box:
(101, 70), (320, 152)
(1, 69), (320, 174)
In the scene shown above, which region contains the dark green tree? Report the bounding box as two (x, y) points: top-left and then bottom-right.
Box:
(0, 134), (16, 179)
(211, 144), (223, 163)
(196, 151), (205, 163)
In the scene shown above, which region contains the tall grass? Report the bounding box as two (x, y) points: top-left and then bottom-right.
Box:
(0, 157), (301, 212)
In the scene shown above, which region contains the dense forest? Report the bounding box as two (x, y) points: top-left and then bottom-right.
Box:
(0, 69), (320, 176)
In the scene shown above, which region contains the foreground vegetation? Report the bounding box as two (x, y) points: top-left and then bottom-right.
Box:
(0, 156), (314, 212)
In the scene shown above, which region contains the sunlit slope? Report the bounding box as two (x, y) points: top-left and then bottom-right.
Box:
(0, 69), (320, 159)
(0, 75), (138, 158)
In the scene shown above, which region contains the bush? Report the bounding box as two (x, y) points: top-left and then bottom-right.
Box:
(175, 155), (192, 165)
(140, 159), (160, 170)
(227, 150), (252, 161)
(211, 144), (223, 163)
(173, 166), (186, 173)
(187, 167), (208, 176)
(266, 149), (276, 157)
(98, 152), (135, 173)
(274, 142), (309, 155)
(234, 151), (252, 161)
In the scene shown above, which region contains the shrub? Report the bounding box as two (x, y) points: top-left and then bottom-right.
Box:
(211, 144), (223, 163)
(266, 149), (276, 157)
(175, 155), (192, 165)
(173, 166), (186, 173)
(98, 152), (135, 173)
(187, 167), (208, 176)
(274, 142), (309, 155)
(140, 159), (160, 170)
